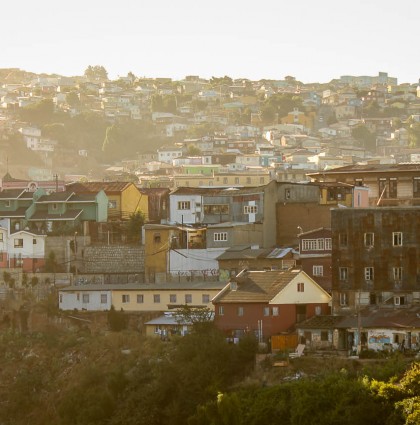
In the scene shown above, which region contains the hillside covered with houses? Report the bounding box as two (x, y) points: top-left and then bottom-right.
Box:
(0, 68), (420, 358)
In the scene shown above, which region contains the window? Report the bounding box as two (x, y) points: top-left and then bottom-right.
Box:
(137, 294), (144, 303)
(204, 204), (229, 215)
(394, 296), (405, 306)
(389, 178), (397, 198)
(413, 177), (420, 197)
(297, 282), (305, 292)
(339, 267), (348, 281)
(202, 294), (210, 303)
(393, 267), (403, 281)
(52, 203), (58, 210)
(237, 306), (244, 316)
(315, 306), (322, 315)
(313, 265), (324, 276)
(76, 293), (80, 301)
(214, 232), (228, 242)
(339, 292), (348, 306)
(301, 239), (325, 251)
(153, 233), (161, 244)
(185, 294), (192, 304)
(325, 238), (332, 250)
(170, 294), (177, 303)
(100, 294), (107, 304)
(223, 177), (228, 184)
(364, 233), (374, 247)
(82, 294), (89, 304)
(246, 177), (251, 184)
(263, 306), (270, 316)
(59, 294), (63, 303)
(339, 233), (348, 247)
(321, 331), (328, 341)
(364, 267), (374, 281)
(122, 294), (130, 303)
(235, 177), (240, 184)
(379, 178), (388, 198)
(177, 201), (191, 210)
(108, 200), (117, 209)
(4, 200), (11, 207)
(218, 306), (224, 316)
(272, 306), (279, 316)
(244, 205), (258, 214)
(0, 233), (3, 242)
(393, 232), (403, 246)
(14, 239), (23, 248)
(33, 239), (37, 245)
(153, 294), (160, 303)
(285, 188), (291, 199)
(260, 177), (265, 184)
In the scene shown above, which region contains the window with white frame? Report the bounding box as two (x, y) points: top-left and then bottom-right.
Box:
(202, 294), (210, 303)
(82, 294), (89, 304)
(100, 294), (107, 304)
(364, 233), (374, 247)
(393, 267), (403, 281)
(244, 205), (258, 214)
(301, 238), (327, 251)
(122, 294), (130, 303)
(272, 306), (279, 316)
(218, 306), (224, 316)
(392, 232), (403, 246)
(177, 201), (191, 210)
(14, 239), (23, 248)
(339, 292), (348, 306)
(185, 294), (192, 304)
(339, 267), (348, 280)
(297, 282), (305, 292)
(153, 294), (160, 303)
(214, 232), (228, 242)
(364, 267), (374, 281)
(313, 265), (324, 276)
(263, 306), (270, 316)
(325, 238), (332, 250)
(237, 306), (244, 316)
(169, 294), (177, 303)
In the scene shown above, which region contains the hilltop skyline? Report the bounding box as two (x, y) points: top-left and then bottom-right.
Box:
(2, 0), (419, 84)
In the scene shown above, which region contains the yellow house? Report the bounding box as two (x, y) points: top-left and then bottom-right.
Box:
(111, 282), (225, 312)
(280, 108), (315, 131)
(67, 181), (149, 221)
(144, 223), (180, 282)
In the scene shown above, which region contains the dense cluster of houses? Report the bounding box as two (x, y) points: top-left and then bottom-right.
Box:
(1, 69), (420, 355)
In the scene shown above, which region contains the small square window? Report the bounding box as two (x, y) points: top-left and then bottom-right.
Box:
(218, 306), (224, 316)
(339, 292), (348, 306)
(170, 294), (177, 303)
(237, 306), (244, 316)
(185, 294), (192, 304)
(297, 282), (305, 292)
(272, 306), (279, 316)
(122, 294), (130, 303)
(154, 294), (160, 303)
(339, 267), (348, 281)
(365, 267), (374, 281)
(33, 239), (37, 245)
(14, 239), (23, 248)
(263, 306), (270, 316)
(313, 266), (323, 276)
(364, 233), (374, 247)
(339, 233), (348, 247)
(100, 294), (107, 304)
(82, 294), (89, 304)
(202, 294), (210, 303)
(137, 294), (144, 303)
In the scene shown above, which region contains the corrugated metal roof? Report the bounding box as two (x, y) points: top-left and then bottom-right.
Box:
(67, 181), (132, 194)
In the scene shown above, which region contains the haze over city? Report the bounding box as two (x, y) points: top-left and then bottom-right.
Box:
(3, 0), (419, 83)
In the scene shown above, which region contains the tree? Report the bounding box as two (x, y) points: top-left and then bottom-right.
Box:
(125, 211), (145, 243)
(186, 144), (202, 156)
(84, 65), (108, 81)
(107, 305), (127, 332)
(44, 251), (59, 273)
(19, 99), (55, 125)
(352, 124), (376, 152)
(66, 91), (80, 108)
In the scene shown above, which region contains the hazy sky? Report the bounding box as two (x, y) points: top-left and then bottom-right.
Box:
(2, 0), (419, 84)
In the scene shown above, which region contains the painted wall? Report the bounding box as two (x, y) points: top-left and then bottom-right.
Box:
(59, 290), (112, 311)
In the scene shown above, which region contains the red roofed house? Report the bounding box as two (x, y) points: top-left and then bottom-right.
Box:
(212, 269), (331, 341)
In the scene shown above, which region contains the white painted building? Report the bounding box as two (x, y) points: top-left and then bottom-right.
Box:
(169, 192), (203, 224)
(59, 288), (112, 311)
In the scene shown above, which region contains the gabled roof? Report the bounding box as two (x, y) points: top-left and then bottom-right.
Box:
(0, 207), (27, 218)
(28, 209), (83, 221)
(0, 189), (27, 200)
(36, 191), (75, 203)
(213, 269), (304, 304)
(66, 181), (133, 194)
(308, 163), (420, 177)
